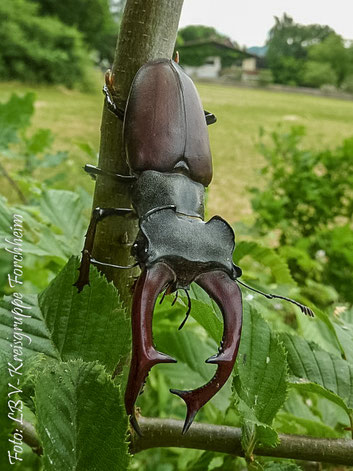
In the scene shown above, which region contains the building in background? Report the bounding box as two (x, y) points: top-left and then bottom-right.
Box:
(178, 39), (265, 82)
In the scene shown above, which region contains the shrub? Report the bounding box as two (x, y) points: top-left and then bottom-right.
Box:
(251, 126), (353, 304)
(0, 0), (92, 87)
(302, 60), (337, 88)
(342, 74), (353, 94)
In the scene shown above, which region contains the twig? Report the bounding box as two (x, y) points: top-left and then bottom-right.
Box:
(130, 417), (353, 466)
(0, 161), (28, 204)
(21, 418), (353, 465)
(16, 421), (42, 456)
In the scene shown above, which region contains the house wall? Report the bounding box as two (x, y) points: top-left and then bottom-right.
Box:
(183, 56), (221, 79)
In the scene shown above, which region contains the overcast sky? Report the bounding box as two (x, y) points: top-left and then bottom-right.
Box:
(179, 0), (353, 48)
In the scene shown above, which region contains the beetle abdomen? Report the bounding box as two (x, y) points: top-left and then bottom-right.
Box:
(124, 59), (213, 186)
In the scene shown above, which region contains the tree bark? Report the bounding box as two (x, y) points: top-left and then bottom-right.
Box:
(21, 418), (353, 466)
(131, 418), (353, 466)
(91, 0), (184, 305)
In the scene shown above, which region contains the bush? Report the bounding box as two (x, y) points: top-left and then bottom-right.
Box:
(0, 0), (92, 87)
(251, 126), (353, 304)
(342, 74), (353, 94)
(302, 60), (337, 88)
(30, 0), (118, 64)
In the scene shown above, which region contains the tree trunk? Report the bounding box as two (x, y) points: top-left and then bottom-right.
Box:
(91, 0), (184, 306)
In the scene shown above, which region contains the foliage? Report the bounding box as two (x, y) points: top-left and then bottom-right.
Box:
(233, 305), (288, 457)
(342, 74), (353, 94)
(0, 259), (131, 470)
(0, 93), (91, 294)
(0, 93), (69, 198)
(30, 0), (118, 64)
(301, 61), (337, 88)
(178, 25), (229, 44)
(250, 126), (353, 304)
(2, 248), (351, 470)
(177, 25), (244, 68)
(266, 14), (333, 86)
(308, 33), (353, 87)
(0, 0), (92, 87)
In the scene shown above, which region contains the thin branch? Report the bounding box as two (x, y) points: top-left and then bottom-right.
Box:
(20, 418), (353, 465)
(0, 161), (28, 204)
(91, 0), (184, 306)
(16, 421), (42, 456)
(130, 418), (353, 466)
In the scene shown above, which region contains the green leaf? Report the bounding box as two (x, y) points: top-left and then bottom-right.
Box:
(0, 294), (60, 361)
(153, 325), (231, 411)
(38, 151), (68, 169)
(25, 128), (53, 154)
(276, 411), (340, 438)
(333, 318), (353, 362)
(39, 257), (130, 372)
(38, 189), (88, 254)
(76, 141), (97, 159)
(0, 194), (78, 261)
(0, 258), (130, 373)
(35, 360), (130, 471)
(295, 304), (346, 358)
(182, 284), (223, 342)
(0, 93), (35, 149)
(264, 463), (302, 471)
(280, 333), (353, 410)
(233, 303), (288, 451)
(276, 389), (342, 438)
(234, 241), (295, 286)
(290, 381), (350, 416)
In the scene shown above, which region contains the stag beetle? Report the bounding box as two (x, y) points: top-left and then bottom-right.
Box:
(75, 57), (313, 435)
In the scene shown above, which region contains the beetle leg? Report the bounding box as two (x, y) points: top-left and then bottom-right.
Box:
(204, 110), (217, 125)
(170, 271), (243, 434)
(103, 69), (125, 120)
(90, 258), (138, 269)
(84, 164), (136, 182)
(74, 207), (134, 292)
(125, 263), (177, 435)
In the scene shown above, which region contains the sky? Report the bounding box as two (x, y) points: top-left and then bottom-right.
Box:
(179, 0), (353, 48)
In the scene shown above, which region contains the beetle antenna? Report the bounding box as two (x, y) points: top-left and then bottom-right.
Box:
(178, 289), (192, 330)
(159, 289), (167, 305)
(236, 280), (314, 317)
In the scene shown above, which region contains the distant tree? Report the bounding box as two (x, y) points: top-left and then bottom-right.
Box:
(308, 33), (353, 86)
(176, 25), (243, 68)
(266, 14), (334, 85)
(302, 61), (337, 88)
(178, 25), (228, 43)
(31, 0), (118, 63)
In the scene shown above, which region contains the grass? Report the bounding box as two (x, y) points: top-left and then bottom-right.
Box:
(1, 79), (353, 223)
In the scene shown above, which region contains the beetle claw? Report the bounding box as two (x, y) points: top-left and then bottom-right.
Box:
(125, 263), (176, 422)
(170, 271), (243, 433)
